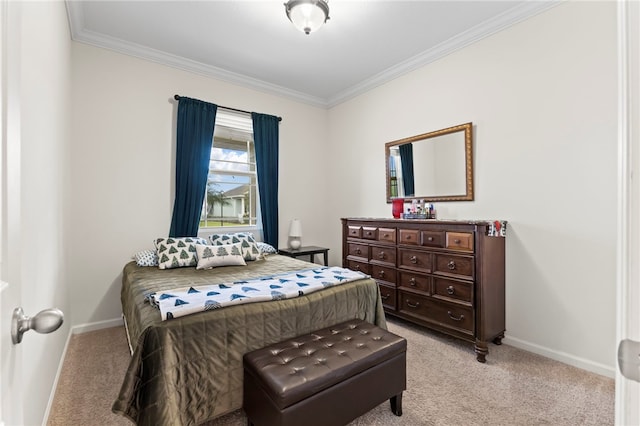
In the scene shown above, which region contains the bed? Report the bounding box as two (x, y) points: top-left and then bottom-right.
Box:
(112, 254), (386, 426)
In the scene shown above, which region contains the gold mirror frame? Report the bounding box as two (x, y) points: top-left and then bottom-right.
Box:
(385, 122), (474, 203)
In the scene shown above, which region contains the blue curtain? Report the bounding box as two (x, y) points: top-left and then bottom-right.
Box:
(251, 112), (279, 248)
(169, 97), (217, 237)
(399, 143), (415, 197)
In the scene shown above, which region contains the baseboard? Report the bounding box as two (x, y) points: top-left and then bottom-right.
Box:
(43, 317), (124, 425)
(42, 327), (73, 426)
(71, 316), (124, 334)
(503, 335), (616, 379)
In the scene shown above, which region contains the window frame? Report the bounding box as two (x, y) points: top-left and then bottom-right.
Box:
(199, 111), (260, 234)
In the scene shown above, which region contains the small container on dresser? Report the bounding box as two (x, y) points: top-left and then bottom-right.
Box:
(342, 217), (506, 363)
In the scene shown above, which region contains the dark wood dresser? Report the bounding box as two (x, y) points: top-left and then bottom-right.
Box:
(341, 217), (506, 362)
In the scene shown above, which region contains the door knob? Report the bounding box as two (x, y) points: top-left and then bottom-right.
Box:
(618, 339), (640, 382)
(11, 307), (64, 344)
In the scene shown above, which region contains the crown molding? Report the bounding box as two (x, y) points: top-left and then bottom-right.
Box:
(65, 1), (327, 107)
(326, 1), (561, 107)
(73, 28), (328, 108)
(66, 1), (561, 110)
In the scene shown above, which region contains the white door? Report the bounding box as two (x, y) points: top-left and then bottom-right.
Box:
(616, 1), (640, 425)
(0, 0), (25, 424)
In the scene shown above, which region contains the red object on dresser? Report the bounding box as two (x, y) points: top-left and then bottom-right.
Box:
(391, 198), (404, 218)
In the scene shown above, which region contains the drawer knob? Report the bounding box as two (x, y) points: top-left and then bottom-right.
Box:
(427, 237), (434, 242)
(366, 232), (372, 236)
(381, 293), (389, 300)
(454, 239), (461, 244)
(410, 256), (418, 264)
(378, 270), (385, 278)
(448, 260), (456, 270)
(446, 285), (455, 295)
(409, 278), (416, 286)
(384, 233), (389, 238)
(406, 235), (412, 240)
(407, 300), (420, 308)
(378, 252), (385, 259)
(354, 265), (360, 271)
(447, 311), (464, 321)
(355, 248), (361, 254)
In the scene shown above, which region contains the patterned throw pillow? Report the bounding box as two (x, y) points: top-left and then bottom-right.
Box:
(133, 249), (158, 267)
(195, 243), (246, 270)
(256, 242), (277, 255)
(155, 237), (208, 270)
(209, 233), (261, 261)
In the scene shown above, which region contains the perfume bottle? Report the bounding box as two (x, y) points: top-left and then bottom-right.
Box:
(429, 204), (437, 219)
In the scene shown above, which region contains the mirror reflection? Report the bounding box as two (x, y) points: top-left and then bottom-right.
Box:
(386, 122), (473, 203)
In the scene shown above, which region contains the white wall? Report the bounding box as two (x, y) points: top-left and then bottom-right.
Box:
(328, 1), (617, 374)
(19, 1), (71, 424)
(68, 1), (617, 377)
(68, 43), (329, 324)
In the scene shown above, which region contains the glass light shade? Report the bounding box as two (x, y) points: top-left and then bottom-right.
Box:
(285, 0), (329, 35)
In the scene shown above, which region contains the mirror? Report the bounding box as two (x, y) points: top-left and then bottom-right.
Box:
(385, 122), (473, 203)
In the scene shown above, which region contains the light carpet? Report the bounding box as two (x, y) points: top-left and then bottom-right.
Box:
(47, 318), (614, 426)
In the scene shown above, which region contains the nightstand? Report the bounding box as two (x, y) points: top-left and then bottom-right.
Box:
(278, 246), (329, 266)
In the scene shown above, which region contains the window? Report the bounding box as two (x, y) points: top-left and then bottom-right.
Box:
(200, 110), (258, 229)
(388, 146), (404, 197)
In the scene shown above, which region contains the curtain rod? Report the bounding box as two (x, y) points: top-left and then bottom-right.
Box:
(173, 95), (282, 122)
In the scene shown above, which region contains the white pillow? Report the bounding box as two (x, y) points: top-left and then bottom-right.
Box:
(195, 243), (247, 269)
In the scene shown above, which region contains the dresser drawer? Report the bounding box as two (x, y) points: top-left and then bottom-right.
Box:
(399, 271), (431, 294)
(378, 283), (397, 311)
(398, 229), (419, 245)
(371, 245), (396, 266)
(433, 277), (473, 305)
(421, 231), (445, 248)
(347, 259), (370, 275)
(426, 299), (474, 334)
(378, 227), (397, 244)
(399, 292), (474, 334)
(347, 225), (362, 238)
(362, 227), (377, 240)
(446, 232), (474, 252)
(371, 264), (396, 286)
(399, 248), (432, 273)
(348, 243), (369, 259)
(433, 253), (474, 279)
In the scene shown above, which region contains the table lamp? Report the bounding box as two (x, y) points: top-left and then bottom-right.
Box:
(289, 219), (302, 249)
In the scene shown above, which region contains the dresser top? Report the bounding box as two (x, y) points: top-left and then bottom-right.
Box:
(341, 217), (502, 226)
(342, 218), (507, 237)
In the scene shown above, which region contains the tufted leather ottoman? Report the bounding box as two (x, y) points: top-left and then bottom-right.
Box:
(243, 319), (406, 426)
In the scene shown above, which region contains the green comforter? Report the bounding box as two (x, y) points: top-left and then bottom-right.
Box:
(112, 255), (386, 426)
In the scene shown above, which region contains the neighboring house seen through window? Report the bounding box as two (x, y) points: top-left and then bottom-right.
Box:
(200, 110), (259, 229)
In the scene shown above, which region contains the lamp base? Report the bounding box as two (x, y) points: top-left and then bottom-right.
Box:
(289, 239), (301, 250)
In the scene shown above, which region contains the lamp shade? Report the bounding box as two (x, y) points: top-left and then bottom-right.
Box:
(284, 0), (329, 35)
(289, 219), (302, 237)
(288, 219), (302, 249)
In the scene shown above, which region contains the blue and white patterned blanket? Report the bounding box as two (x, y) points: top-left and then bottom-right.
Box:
(148, 266), (369, 321)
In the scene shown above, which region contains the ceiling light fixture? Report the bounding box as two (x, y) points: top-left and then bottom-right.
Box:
(284, 0), (330, 35)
